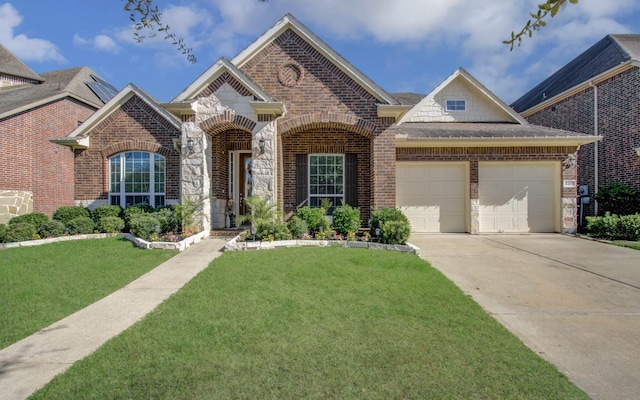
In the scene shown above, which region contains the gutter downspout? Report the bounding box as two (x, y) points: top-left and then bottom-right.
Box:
(589, 81), (599, 216)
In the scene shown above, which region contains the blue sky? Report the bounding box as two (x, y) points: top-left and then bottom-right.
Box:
(1, 1), (639, 104)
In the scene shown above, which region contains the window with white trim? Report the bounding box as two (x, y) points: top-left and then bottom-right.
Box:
(309, 154), (344, 210)
(446, 99), (466, 111)
(109, 152), (165, 208)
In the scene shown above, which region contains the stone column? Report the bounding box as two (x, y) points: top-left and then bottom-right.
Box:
(181, 121), (211, 233)
(251, 122), (276, 202)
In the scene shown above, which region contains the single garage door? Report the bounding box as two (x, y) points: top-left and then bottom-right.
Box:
(397, 163), (467, 233)
(479, 163), (558, 233)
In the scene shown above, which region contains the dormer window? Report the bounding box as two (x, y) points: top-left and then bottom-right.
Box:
(446, 99), (466, 112)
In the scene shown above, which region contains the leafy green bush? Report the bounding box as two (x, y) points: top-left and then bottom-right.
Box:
(91, 205), (123, 222)
(123, 205), (150, 231)
(96, 216), (125, 234)
(130, 214), (160, 240)
(3, 223), (37, 243)
(371, 207), (410, 234)
(53, 206), (90, 224)
(287, 216), (309, 239)
(255, 219), (291, 241)
(595, 183), (640, 216)
(153, 207), (180, 234)
(0, 224), (8, 243)
(586, 213), (640, 241)
(295, 206), (330, 234)
(332, 203), (361, 235)
(66, 217), (95, 235)
(381, 220), (411, 245)
(8, 212), (49, 227)
(37, 220), (66, 238)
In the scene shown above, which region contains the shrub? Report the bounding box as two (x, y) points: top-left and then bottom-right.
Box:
(295, 206), (330, 234)
(332, 203), (361, 235)
(595, 183), (640, 216)
(287, 216), (309, 239)
(153, 207), (180, 234)
(371, 207), (410, 234)
(66, 217), (95, 235)
(381, 220), (411, 245)
(53, 206), (90, 224)
(37, 220), (66, 238)
(3, 223), (37, 243)
(8, 212), (49, 227)
(0, 224), (8, 243)
(130, 214), (160, 240)
(91, 205), (123, 222)
(123, 205), (150, 230)
(587, 213), (640, 241)
(96, 216), (125, 234)
(255, 219), (291, 241)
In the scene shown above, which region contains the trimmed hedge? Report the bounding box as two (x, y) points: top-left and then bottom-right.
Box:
(8, 212), (49, 227)
(91, 205), (123, 222)
(37, 220), (66, 238)
(53, 206), (90, 224)
(96, 216), (125, 234)
(3, 223), (37, 243)
(295, 206), (330, 234)
(595, 183), (640, 216)
(332, 203), (361, 235)
(66, 217), (95, 235)
(586, 213), (640, 241)
(371, 208), (411, 245)
(130, 214), (160, 240)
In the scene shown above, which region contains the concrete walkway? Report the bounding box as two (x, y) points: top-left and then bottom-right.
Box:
(0, 236), (228, 400)
(411, 234), (640, 400)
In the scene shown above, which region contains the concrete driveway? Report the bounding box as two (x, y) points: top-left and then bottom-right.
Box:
(410, 234), (640, 400)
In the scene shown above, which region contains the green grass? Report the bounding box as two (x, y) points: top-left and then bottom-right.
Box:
(613, 241), (640, 251)
(0, 237), (177, 349)
(31, 247), (587, 399)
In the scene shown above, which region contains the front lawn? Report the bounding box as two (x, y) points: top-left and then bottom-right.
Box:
(31, 247), (587, 399)
(0, 237), (177, 349)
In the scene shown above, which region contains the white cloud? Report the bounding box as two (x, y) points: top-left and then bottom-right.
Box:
(0, 2), (65, 62)
(74, 34), (120, 53)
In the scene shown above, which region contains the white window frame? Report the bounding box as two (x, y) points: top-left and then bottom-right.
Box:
(308, 154), (344, 211)
(109, 151), (165, 208)
(445, 99), (466, 112)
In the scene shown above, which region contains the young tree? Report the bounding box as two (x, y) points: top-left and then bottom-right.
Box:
(504, 0), (579, 50)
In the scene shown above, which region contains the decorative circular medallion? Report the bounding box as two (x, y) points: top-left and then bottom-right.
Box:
(278, 62), (303, 87)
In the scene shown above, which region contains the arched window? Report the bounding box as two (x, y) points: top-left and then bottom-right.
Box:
(109, 152), (165, 208)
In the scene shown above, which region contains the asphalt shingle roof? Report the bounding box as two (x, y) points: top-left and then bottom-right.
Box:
(0, 66), (105, 118)
(0, 44), (44, 82)
(511, 34), (640, 112)
(394, 122), (593, 140)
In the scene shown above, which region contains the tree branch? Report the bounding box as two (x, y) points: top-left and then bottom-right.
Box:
(503, 0), (578, 50)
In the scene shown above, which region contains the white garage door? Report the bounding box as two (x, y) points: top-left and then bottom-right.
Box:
(397, 163), (467, 233)
(479, 163), (558, 233)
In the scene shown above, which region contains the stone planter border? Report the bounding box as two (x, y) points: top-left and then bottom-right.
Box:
(225, 235), (420, 255)
(123, 230), (209, 252)
(0, 233), (119, 250)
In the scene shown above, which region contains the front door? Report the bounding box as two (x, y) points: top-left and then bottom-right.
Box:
(239, 153), (253, 216)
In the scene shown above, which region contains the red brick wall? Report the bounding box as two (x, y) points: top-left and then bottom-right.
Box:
(74, 96), (181, 204)
(238, 28), (394, 214)
(526, 67), (640, 216)
(210, 129), (252, 199)
(0, 98), (96, 217)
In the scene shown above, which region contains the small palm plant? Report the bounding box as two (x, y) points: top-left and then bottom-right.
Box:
(235, 195), (279, 227)
(172, 195), (210, 236)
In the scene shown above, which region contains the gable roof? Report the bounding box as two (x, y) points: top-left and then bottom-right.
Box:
(173, 57), (276, 102)
(511, 34), (640, 113)
(398, 68), (526, 124)
(0, 44), (44, 82)
(53, 84), (180, 150)
(232, 13), (398, 105)
(0, 66), (106, 119)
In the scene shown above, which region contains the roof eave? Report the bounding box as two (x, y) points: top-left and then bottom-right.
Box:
(394, 135), (602, 148)
(520, 61), (636, 117)
(378, 104), (413, 119)
(0, 92), (101, 120)
(50, 136), (90, 150)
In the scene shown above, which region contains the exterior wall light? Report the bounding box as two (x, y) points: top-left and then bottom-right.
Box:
(635, 147), (640, 157)
(258, 137), (266, 154)
(181, 138), (195, 157)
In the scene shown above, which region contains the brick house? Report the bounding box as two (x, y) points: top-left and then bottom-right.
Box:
(0, 44), (115, 223)
(511, 34), (640, 222)
(56, 14), (597, 234)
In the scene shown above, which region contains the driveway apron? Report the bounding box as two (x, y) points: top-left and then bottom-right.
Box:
(411, 233), (640, 400)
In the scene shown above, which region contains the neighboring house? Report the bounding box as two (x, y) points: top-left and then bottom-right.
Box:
(55, 14), (597, 234)
(0, 44), (117, 223)
(511, 34), (640, 222)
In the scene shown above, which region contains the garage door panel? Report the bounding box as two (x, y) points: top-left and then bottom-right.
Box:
(479, 164), (556, 233)
(397, 164), (466, 233)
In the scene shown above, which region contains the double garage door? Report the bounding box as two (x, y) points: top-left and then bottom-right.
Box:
(397, 162), (558, 233)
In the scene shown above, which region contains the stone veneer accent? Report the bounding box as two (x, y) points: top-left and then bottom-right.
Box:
(0, 190), (33, 224)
